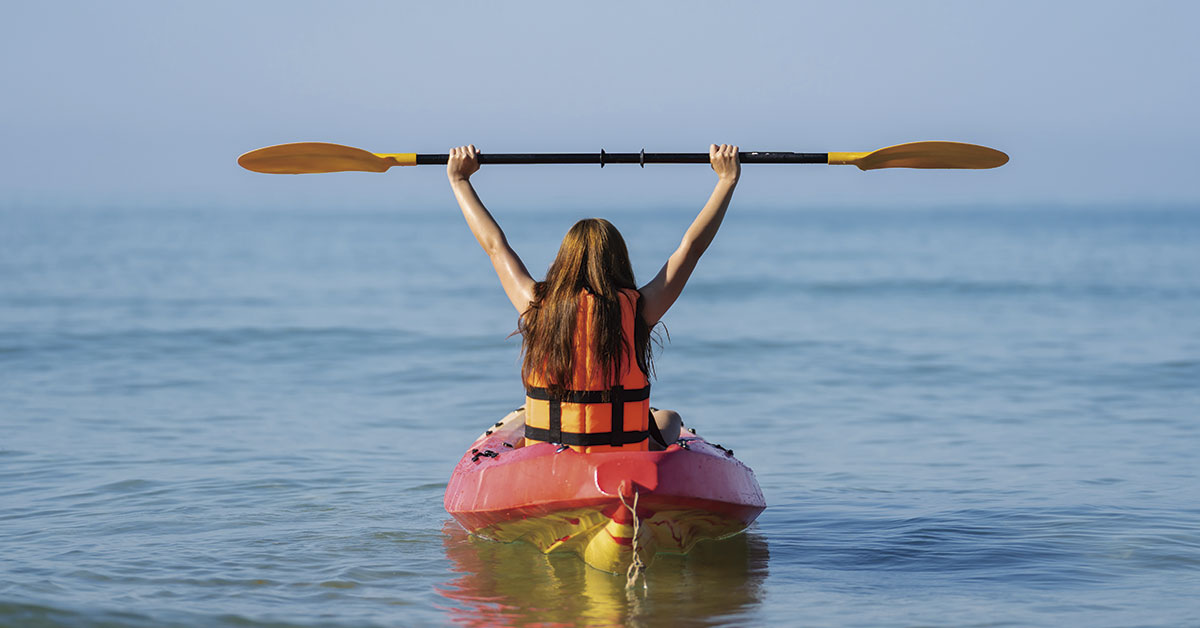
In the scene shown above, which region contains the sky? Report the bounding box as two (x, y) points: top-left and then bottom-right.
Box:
(2, 1), (1198, 211)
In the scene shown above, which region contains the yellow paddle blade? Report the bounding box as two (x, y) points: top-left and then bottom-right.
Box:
(828, 141), (1008, 171)
(237, 142), (416, 174)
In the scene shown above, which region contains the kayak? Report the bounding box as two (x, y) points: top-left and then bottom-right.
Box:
(443, 408), (767, 574)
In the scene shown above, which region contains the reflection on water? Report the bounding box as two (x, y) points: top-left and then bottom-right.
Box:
(438, 521), (769, 627)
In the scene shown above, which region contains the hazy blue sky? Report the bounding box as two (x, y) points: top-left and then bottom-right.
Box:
(2, 1), (1198, 211)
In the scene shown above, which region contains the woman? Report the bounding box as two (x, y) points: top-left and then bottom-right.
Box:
(448, 143), (740, 452)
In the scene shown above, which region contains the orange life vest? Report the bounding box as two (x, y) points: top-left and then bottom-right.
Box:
(523, 288), (651, 453)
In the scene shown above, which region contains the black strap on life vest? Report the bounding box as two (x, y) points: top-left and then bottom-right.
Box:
(525, 384), (651, 447)
(610, 385), (624, 447)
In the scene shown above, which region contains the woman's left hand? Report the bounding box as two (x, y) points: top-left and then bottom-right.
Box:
(447, 145), (481, 182)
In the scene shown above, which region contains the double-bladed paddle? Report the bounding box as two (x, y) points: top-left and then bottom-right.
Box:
(238, 141), (1007, 175)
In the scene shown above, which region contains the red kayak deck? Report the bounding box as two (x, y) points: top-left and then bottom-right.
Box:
(444, 410), (766, 573)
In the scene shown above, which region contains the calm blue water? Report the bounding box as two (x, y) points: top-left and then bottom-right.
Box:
(2, 204), (1198, 627)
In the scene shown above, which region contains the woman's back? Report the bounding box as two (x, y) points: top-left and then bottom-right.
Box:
(523, 288), (652, 453)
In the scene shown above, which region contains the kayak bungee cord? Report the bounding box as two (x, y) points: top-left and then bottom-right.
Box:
(237, 140), (1008, 174)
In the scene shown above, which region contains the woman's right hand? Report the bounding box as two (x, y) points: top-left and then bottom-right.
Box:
(709, 144), (740, 183)
(447, 145), (480, 182)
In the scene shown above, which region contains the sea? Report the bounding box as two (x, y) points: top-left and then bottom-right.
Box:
(1, 203), (1198, 627)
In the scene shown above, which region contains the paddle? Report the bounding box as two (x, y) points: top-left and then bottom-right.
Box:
(237, 140), (1008, 175)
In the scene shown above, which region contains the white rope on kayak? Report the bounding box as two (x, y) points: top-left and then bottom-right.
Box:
(618, 489), (646, 591)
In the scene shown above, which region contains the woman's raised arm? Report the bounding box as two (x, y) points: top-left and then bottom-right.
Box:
(448, 145), (536, 314)
(639, 144), (740, 326)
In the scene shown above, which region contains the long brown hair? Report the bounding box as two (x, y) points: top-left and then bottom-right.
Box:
(520, 218), (654, 395)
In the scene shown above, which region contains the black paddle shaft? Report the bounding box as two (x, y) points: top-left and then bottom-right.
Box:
(415, 151), (828, 166)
